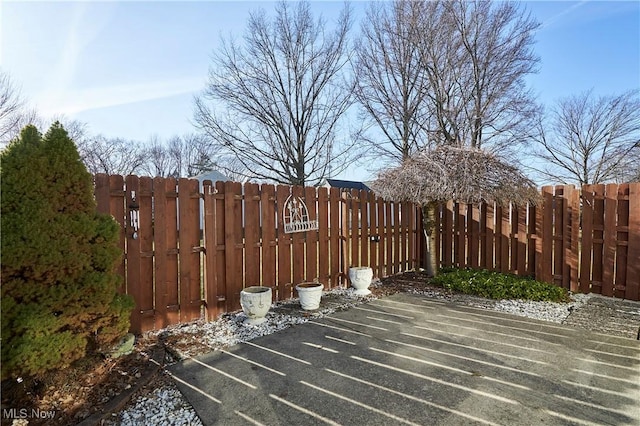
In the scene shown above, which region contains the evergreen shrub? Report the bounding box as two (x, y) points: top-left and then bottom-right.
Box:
(431, 268), (570, 302)
(1, 123), (134, 380)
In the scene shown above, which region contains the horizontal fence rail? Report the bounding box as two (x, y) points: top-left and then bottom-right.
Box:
(94, 174), (422, 333)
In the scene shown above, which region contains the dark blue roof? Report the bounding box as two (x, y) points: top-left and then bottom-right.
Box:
(326, 179), (371, 191)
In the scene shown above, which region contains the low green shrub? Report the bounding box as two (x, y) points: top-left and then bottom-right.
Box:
(431, 268), (569, 302)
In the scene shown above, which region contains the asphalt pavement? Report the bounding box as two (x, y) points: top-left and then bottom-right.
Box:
(168, 293), (640, 426)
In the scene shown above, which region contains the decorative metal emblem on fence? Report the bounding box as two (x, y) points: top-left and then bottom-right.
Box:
(283, 195), (319, 233)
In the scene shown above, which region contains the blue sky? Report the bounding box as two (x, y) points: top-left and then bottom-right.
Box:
(1, 1), (639, 181)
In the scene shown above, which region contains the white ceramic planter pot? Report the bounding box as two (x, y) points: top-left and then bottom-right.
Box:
(240, 286), (272, 325)
(295, 282), (324, 310)
(348, 266), (373, 295)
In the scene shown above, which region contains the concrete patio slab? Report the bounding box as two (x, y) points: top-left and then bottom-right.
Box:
(168, 293), (640, 425)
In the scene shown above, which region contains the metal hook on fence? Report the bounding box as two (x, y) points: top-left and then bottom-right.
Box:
(129, 190), (140, 239)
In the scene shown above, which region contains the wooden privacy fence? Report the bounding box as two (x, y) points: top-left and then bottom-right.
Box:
(94, 174), (422, 333)
(436, 183), (640, 301)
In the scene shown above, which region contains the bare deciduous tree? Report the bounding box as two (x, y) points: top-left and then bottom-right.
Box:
(194, 1), (355, 186)
(0, 70), (39, 145)
(372, 145), (539, 276)
(78, 135), (146, 176)
(353, 0), (431, 162)
(142, 134), (173, 178)
(442, 0), (540, 150)
(530, 90), (640, 185)
(355, 0), (540, 161)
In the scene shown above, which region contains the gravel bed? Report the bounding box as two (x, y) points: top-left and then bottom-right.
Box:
(106, 284), (635, 425)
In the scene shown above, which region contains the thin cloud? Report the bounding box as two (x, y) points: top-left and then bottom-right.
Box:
(539, 0), (588, 30)
(37, 77), (203, 116)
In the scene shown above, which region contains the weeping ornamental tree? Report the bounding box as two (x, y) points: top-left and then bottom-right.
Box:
(1, 123), (133, 380)
(371, 145), (539, 276)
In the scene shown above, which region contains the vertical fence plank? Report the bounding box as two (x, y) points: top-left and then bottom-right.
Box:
(349, 189), (359, 268)
(615, 184), (629, 298)
(329, 188), (341, 287)
(434, 204), (441, 272)
(602, 183), (618, 297)
(535, 201), (543, 281)
(361, 191), (371, 269)
(442, 201), (454, 268)
(244, 183), (261, 287)
(110, 175), (126, 292)
(138, 177), (155, 331)
(485, 203), (495, 270)
(368, 192), (378, 276)
(500, 204), (510, 274)
(223, 181), (243, 310)
(125, 175), (142, 333)
(202, 180), (218, 321)
(317, 187), (329, 286)
(415, 206), (425, 270)
(95, 174), (110, 214)
(591, 185), (605, 294)
(401, 201), (410, 271)
(377, 198), (385, 278)
(276, 185), (292, 299)
(553, 187), (565, 288)
(393, 201), (401, 273)
(291, 185), (305, 286)
(494, 205), (503, 272)
(579, 186), (594, 294)
(213, 181), (227, 311)
(626, 182), (640, 300)
(385, 200), (393, 276)
(456, 203), (466, 268)
(568, 187), (580, 292)
(305, 186), (318, 282)
(510, 204), (518, 274)
(178, 178), (202, 321)
(154, 177), (169, 326)
(407, 201), (416, 271)
(469, 204), (480, 268)
(479, 203), (487, 269)
(261, 184), (277, 297)
(165, 178), (180, 325)
(95, 174), (126, 293)
(527, 204), (537, 277)
(540, 187), (554, 284)
(517, 204), (527, 277)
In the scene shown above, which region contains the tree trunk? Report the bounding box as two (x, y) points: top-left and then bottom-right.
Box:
(422, 202), (439, 277)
